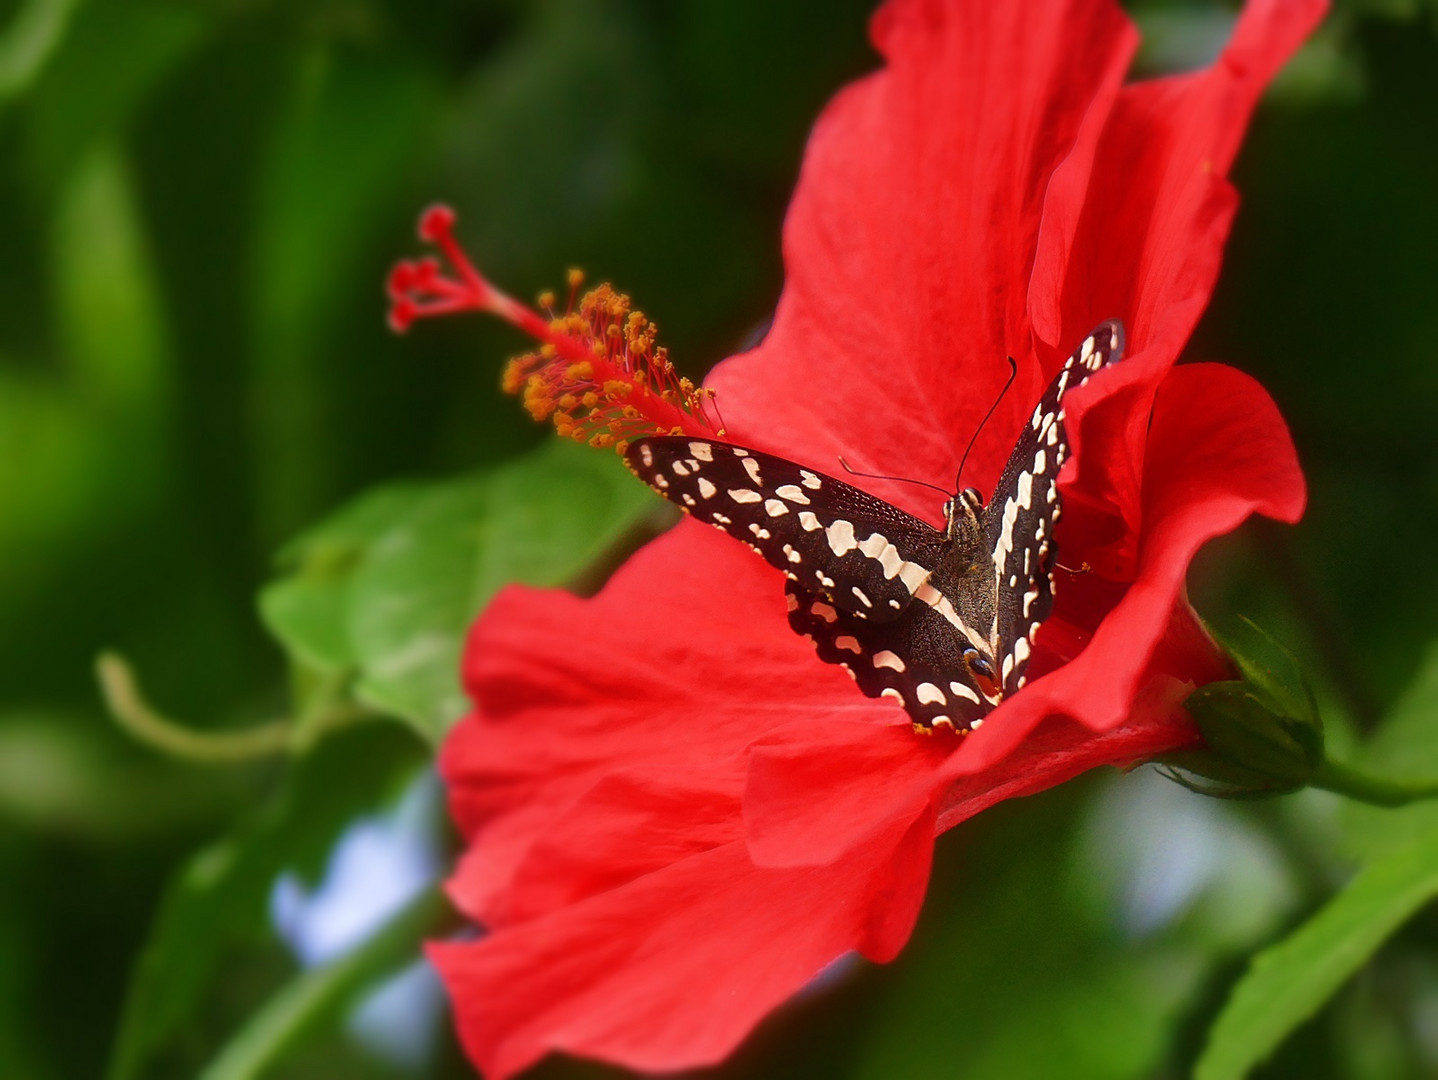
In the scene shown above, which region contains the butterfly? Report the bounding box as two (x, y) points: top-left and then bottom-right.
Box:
(623, 321), (1124, 732)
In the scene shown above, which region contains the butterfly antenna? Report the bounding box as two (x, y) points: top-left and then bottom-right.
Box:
(837, 457), (952, 497)
(955, 356), (1018, 490)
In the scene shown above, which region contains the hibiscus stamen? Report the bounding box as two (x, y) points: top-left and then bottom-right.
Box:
(388, 204), (722, 451)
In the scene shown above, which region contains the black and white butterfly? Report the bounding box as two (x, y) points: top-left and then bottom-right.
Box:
(623, 320), (1124, 733)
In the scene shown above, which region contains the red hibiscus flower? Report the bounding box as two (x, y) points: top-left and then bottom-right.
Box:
(406, 0), (1321, 1075)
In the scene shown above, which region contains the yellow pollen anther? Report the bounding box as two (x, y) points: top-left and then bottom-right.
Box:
(490, 277), (721, 456)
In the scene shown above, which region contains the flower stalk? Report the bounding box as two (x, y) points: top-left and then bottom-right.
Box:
(1310, 758), (1438, 808)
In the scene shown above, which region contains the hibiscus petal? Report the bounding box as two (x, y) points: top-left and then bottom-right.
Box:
(708, 0), (1139, 515)
(443, 520), (894, 924)
(744, 720), (948, 868)
(744, 679), (1199, 868)
(432, 809), (934, 1080)
(1032, 0), (1328, 362)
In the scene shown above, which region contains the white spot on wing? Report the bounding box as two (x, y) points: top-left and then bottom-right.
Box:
(782, 544), (802, 564)
(728, 488), (762, 504)
(800, 470), (822, 490)
(826, 519), (859, 556)
(851, 586), (872, 608)
(749, 523), (771, 539)
(917, 682), (946, 706)
(949, 681), (981, 705)
(672, 461), (690, 477)
(873, 650), (905, 672)
(835, 635), (862, 654)
(811, 601), (838, 623)
(742, 457), (763, 485)
(688, 441), (713, 461)
(697, 477), (717, 499)
(775, 484), (811, 505)
(764, 499), (790, 518)
(799, 511), (822, 532)
(639, 444), (653, 467)
(880, 688), (905, 706)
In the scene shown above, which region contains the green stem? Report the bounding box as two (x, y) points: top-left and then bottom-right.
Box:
(1311, 757), (1438, 807)
(95, 652), (373, 765)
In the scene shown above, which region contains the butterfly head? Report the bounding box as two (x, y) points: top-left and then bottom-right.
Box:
(942, 487), (986, 541)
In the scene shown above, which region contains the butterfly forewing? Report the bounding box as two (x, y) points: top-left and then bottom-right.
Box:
(624, 438), (948, 622)
(984, 319), (1125, 695)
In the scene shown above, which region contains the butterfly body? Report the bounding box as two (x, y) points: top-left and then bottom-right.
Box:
(623, 320), (1124, 731)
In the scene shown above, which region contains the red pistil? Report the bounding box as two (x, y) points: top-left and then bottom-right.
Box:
(388, 204), (721, 451)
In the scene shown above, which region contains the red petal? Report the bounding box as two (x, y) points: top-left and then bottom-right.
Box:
(1032, 0), (1327, 363)
(432, 809), (934, 1080)
(708, 0), (1139, 521)
(744, 676), (1200, 868)
(744, 720), (949, 867)
(442, 520), (898, 926)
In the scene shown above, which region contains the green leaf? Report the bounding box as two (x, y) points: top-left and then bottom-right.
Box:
(196, 886), (444, 1080)
(1196, 824), (1438, 1080)
(260, 438), (659, 742)
(260, 485), (425, 675)
(106, 723), (426, 1080)
(1341, 642), (1438, 861)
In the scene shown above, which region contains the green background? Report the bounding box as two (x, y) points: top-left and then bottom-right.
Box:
(3, 0), (1438, 1077)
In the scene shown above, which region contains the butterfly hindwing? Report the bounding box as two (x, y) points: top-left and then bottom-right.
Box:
(625, 437), (948, 622)
(984, 319), (1125, 695)
(786, 580), (992, 730)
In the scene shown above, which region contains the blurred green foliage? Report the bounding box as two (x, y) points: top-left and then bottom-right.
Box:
(2, 0), (1438, 1077)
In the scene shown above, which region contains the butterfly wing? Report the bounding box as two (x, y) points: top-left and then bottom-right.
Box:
(984, 319), (1125, 695)
(786, 580), (996, 730)
(624, 437), (949, 622)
